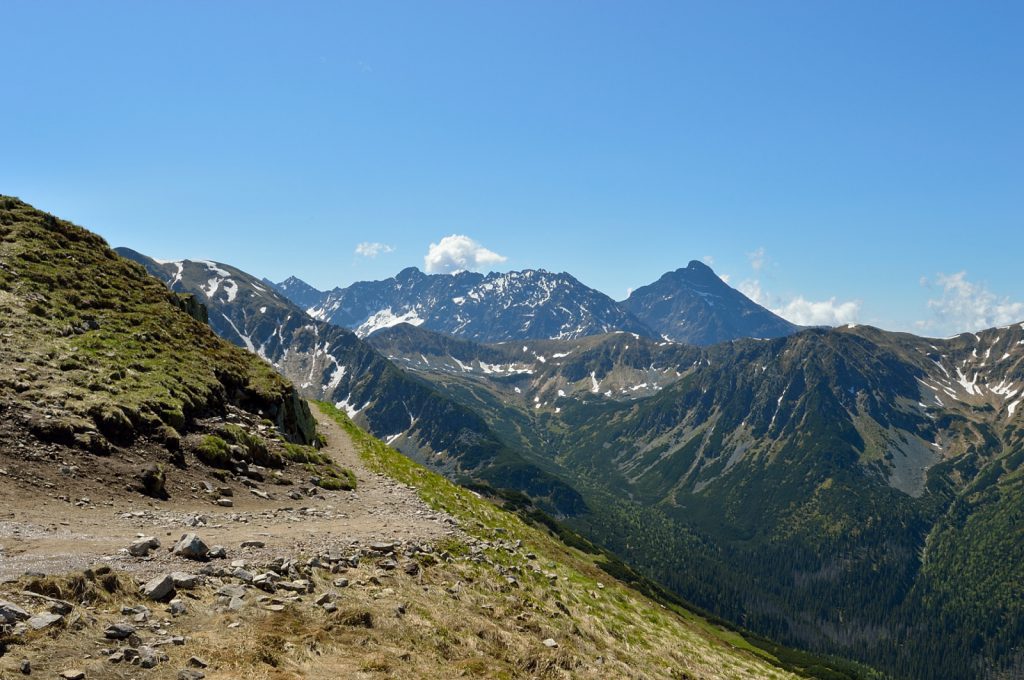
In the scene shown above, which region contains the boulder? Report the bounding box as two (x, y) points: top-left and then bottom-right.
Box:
(104, 622), (136, 639)
(137, 646), (162, 669)
(0, 600), (30, 623)
(170, 572), (200, 589)
(141, 574), (176, 601)
(128, 536), (160, 557)
(27, 611), (63, 630)
(139, 463), (167, 498)
(172, 533), (210, 560)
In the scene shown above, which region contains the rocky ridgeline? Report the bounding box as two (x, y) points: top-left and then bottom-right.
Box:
(0, 526), (560, 678)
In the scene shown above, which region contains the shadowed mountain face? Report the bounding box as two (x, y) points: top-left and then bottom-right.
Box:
(367, 320), (1024, 679)
(622, 260), (800, 344)
(116, 248), (587, 516)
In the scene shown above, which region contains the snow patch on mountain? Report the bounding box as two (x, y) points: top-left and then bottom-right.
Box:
(355, 308), (425, 338)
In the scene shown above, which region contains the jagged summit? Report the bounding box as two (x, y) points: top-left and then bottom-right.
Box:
(278, 267), (654, 342)
(623, 262), (800, 345)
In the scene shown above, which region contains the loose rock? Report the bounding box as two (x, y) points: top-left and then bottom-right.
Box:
(141, 574), (176, 601)
(128, 536), (160, 557)
(172, 533), (210, 560)
(104, 621), (136, 639)
(0, 599), (30, 623)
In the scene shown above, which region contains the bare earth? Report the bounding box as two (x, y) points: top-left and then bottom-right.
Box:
(0, 408), (460, 582)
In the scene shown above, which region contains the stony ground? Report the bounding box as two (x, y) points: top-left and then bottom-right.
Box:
(0, 409), (461, 582)
(0, 409), (800, 680)
(0, 409), (470, 679)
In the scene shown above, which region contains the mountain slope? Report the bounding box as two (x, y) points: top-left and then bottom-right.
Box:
(623, 260), (800, 344)
(0, 195), (373, 511)
(278, 266), (657, 342)
(116, 248), (587, 515)
(365, 319), (1024, 679)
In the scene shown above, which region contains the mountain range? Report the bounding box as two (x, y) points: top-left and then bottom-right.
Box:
(112, 234), (1024, 678)
(272, 260), (799, 345)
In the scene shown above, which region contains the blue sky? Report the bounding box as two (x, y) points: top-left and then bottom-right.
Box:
(3, 1), (1022, 335)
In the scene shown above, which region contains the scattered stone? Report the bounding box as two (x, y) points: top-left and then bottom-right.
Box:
(139, 463), (167, 498)
(172, 533), (210, 560)
(169, 599), (187, 616)
(19, 591), (74, 615)
(323, 602), (338, 613)
(216, 584), (246, 599)
(278, 579), (311, 593)
(403, 561), (420, 576)
(128, 536), (160, 557)
(188, 656), (209, 669)
(19, 658), (30, 675)
(240, 540), (265, 549)
(59, 670), (86, 679)
(26, 612), (62, 630)
(137, 646), (163, 669)
(253, 573), (278, 592)
(0, 599), (31, 623)
(232, 567), (254, 583)
(543, 638), (559, 648)
(315, 592), (334, 606)
(178, 671), (206, 680)
(333, 577), (350, 588)
(104, 621), (136, 640)
(170, 572), (200, 589)
(215, 498), (233, 507)
(141, 574), (176, 601)
(208, 545), (227, 559)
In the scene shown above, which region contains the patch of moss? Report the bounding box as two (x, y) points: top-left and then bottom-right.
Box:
(314, 466), (357, 491)
(195, 434), (232, 468)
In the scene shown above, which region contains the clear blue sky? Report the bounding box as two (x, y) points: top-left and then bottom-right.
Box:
(3, 1), (1022, 334)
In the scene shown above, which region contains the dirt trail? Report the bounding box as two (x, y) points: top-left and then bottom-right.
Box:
(0, 408), (458, 581)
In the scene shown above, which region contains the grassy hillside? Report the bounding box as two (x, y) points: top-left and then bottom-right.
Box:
(366, 322), (1024, 679)
(0, 196), (349, 494)
(313, 401), (842, 679)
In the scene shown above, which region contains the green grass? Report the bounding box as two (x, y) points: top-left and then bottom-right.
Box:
(0, 195), (313, 450)
(314, 400), (826, 679)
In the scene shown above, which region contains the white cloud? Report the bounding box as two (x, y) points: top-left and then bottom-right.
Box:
(424, 234), (507, 274)
(774, 297), (861, 326)
(738, 279), (764, 303)
(354, 242), (394, 258)
(919, 271), (1024, 335)
(702, 255), (715, 266)
(739, 278), (861, 327)
(747, 247), (767, 272)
